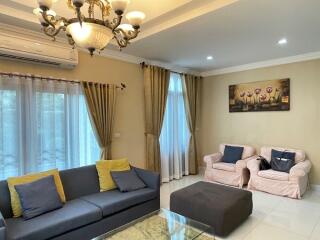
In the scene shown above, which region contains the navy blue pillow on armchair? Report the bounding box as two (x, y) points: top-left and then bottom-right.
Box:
(222, 145), (244, 164)
(270, 149), (295, 173)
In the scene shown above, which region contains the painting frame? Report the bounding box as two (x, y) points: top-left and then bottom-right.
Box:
(229, 78), (290, 113)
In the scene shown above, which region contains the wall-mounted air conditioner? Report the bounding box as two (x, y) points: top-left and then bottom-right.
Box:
(0, 31), (78, 69)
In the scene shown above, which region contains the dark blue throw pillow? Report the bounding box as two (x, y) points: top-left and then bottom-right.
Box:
(222, 145), (244, 164)
(15, 175), (63, 220)
(270, 149), (295, 173)
(111, 169), (146, 192)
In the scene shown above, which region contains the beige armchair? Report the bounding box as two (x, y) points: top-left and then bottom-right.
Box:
(204, 144), (256, 188)
(247, 146), (312, 199)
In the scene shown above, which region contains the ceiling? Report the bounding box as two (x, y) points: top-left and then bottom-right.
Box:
(1, 0), (320, 72)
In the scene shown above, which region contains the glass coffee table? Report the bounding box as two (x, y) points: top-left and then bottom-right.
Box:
(93, 208), (214, 240)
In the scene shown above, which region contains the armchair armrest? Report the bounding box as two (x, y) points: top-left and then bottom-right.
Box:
(204, 152), (223, 168)
(133, 167), (160, 191)
(290, 160), (312, 179)
(236, 155), (258, 172)
(247, 158), (261, 175)
(0, 211), (6, 240)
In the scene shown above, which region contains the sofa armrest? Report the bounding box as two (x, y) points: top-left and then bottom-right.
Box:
(133, 167), (160, 191)
(204, 152), (223, 168)
(0, 211), (6, 240)
(290, 160), (312, 179)
(247, 158), (260, 175)
(236, 155), (258, 172)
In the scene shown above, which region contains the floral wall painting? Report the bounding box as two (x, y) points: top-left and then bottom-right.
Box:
(229, 78), (290, 112)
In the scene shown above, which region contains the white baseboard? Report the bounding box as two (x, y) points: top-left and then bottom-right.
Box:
(311, 184), (320, 193)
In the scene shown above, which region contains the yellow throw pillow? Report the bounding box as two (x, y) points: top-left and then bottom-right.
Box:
(96, 158), (130, 192)
(7, 169), (66, 218)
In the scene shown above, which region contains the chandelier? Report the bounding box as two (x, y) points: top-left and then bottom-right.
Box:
(34, 0), (146, 55)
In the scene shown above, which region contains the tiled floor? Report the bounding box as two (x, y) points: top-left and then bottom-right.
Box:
(160, 174), (320, 240)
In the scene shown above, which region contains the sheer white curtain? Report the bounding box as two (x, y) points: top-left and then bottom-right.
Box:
(160, 73), (190, 183)
(0, 75), (100, 180)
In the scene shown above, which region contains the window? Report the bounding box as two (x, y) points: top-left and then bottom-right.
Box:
(0, 75), (99, 180)
(160, 73), (190, 182)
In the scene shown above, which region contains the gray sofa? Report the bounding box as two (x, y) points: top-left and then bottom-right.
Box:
(0, 165), (160, 240)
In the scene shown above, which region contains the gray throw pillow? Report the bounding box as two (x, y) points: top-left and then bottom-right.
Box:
(111, 169), (146, 192)
(14, 175), (63, 220)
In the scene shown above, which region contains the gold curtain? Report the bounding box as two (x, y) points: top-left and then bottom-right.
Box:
(81, 82), (117, 159)
(143, 65), (170, 173)
(181, 74), (201, 175)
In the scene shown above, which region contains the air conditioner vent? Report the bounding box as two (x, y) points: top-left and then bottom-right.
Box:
(0, 53), (61, 66)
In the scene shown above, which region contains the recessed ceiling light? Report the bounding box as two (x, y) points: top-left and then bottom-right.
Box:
(207, 56), (213, 60)
(278, 38), (288, 45)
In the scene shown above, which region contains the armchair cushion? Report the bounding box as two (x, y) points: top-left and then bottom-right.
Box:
(258, 170), (289, 181)
(212, 163), (236, 172)
(270, 149), (295, 173)
(261, 146), (305, 164)
(220, 144), (255, 160)
(222, 145), (244, 164)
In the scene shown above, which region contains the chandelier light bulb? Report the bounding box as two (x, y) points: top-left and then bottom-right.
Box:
(37, 0), (53, 10)
(126, 11), (145, 28)
(110, 0), (130, 15)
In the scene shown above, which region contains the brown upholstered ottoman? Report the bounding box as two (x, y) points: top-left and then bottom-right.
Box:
(170, 181), (252, 237)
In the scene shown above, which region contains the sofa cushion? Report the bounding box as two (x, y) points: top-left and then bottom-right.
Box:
(96, 159), (131, 192)
(212, 162), (236, 172)
(14, 176), (63, 220)
(258, 169), (289, 181)
(59, 165), (100, 201)
(222, 145), (244, 164)
(7, 169), (66, 218)
(81, 188), (158, 217)
(5, 199), (102, 240)
(111, 169), (146, 192)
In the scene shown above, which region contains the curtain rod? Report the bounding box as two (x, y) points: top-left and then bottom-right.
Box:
(0, 72), (126, 90)
(140, 62), (201, 77)
(140, 62), (181, 75)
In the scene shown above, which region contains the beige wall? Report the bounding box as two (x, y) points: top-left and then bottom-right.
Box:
(0, 52), (146, 168)
(200, 59), (320, 184)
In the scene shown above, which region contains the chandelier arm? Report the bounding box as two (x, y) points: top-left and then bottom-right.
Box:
(104, 20), (112, 29)
(113, 28), (129, 48)
(98, 1), (104, 20)
(115, 28), (139, 41)
(43, 25), (66, 40)
(41, 11), (56, 29)
(41, 11), (69, 30)
(107, 15), (123, 31)
(126, 29), (139, 40)
(66, 34), (75, 47)
(114, 37), (128, 48)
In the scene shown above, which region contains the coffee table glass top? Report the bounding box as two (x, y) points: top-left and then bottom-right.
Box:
(94, 208), (214, 240)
